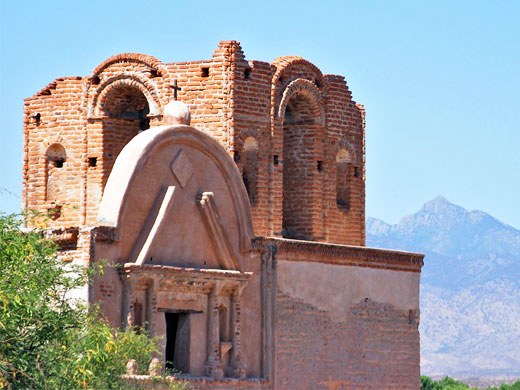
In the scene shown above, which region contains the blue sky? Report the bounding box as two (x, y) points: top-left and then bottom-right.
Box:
(1, 0), (519, 228)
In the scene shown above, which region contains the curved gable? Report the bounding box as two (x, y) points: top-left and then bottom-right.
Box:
(97, 125), (254, 270)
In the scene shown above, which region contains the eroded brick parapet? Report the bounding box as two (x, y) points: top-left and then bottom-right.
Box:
(274, 293), (420, 390)
(23, 40), (367, 247)
(253, 237), (424, 272)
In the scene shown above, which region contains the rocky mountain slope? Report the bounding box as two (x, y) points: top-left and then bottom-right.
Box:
(366, 196), (520, 377)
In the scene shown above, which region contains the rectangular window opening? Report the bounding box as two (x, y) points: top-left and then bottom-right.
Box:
(201, 67), (210, 77)
(88, 157), (97, 167)
(273, 155), (280, 165)
(317, 160), (324, 172)
(244, 68), (251, 79)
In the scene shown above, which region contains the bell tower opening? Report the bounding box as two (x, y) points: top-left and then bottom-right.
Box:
(336, 149), (352, 209)
(242, 137), (258, 206)
(282, 92), (321, 240)
(99, 83), (151, 189)
(45, 143), (67, 207)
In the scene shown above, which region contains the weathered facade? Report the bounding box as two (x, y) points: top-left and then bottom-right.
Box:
(23, 41), (424, 389)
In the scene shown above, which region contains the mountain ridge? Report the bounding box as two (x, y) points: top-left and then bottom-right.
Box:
(366, 196), (520, 377)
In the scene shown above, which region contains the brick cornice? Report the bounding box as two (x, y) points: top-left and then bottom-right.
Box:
(252, 237), (424, 272)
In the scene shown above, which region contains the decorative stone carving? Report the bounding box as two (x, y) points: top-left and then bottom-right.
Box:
(148, 357), (162, 376)
(170, 149), (194, 188)
(197, 192), (242, 271)
(204, 285), (224, 379)
(126, 359), (138, 375)
(229, 288), (246, 379)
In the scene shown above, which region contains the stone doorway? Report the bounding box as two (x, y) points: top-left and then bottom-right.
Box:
(165, 311), (190, 373)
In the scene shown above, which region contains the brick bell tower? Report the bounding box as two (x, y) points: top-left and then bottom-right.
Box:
(23, 40), (365, 252)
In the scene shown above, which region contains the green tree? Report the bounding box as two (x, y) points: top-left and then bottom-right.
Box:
(421, 375), (443, 390)
(422, 376), (520, 390)
(0, 213), (184, 389)
(486, 381), (520, 390)
(436, 376), (471, 390)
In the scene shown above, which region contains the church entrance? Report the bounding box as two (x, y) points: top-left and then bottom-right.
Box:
(164, 311), (190, 373)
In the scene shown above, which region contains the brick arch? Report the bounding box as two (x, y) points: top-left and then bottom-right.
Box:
(45, 143), (67, 161)
(277, 78), (325, 125)
(90, 53), (167, 78)
(270, 57), (327, 127)
(40, 136), (71, 156)
(271, 56), (326, 90)
(335, 140), (358, 165)
(87, 75), (161, 118)
(243, 136), (258, 151)
(233, 129), (260, 151)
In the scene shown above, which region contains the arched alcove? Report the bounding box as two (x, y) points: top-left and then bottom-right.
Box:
(336, 149), (352, 208)
(96, 81), (153, 191)
(281, 86), (323, 240)
(101, 83), (150, 128)
(46, 143), (66, 166)
(45, 143), (67, 205)
(242, 137), (258, 206)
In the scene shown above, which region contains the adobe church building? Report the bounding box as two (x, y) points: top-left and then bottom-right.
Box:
(23, 41), (424, 389)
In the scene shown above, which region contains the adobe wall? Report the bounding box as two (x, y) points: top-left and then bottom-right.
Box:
(255, 238), (423, 390)
(88, 124), (264, 378)
(21, 41), (423, 390)
(274, 292), (419, 390)
(23, 40), (365, 247)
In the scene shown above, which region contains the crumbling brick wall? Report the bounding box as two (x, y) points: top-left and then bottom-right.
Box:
(23, 40), (365, 246)
(274, 293), (420, 390)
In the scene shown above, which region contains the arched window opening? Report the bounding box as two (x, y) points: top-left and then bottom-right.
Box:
(45, 144), (67, 205)
(242, 137), (258, 206)
(46, 143), (66, 168)
(282, 92), (320, 240)
(101, 84), (150, 130)
(336, 149), (351, 209)
(98, 84), (151, 192)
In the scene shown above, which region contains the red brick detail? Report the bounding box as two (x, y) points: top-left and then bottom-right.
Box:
(23, 40), (367, 245)
(277, 78), (325, 123)
(274, 293), (420, 390)
(271, 56), (326, 92)
(91, 53), (167, 78)
(87, 76), (161, 118)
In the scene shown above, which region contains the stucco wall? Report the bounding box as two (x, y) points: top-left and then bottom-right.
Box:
(273, 258), (420, 390)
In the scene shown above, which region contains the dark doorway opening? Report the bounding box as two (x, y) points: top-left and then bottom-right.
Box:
(165, 312), (190, 373)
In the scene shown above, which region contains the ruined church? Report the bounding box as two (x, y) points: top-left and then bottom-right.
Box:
(23, 41), (424, 389)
